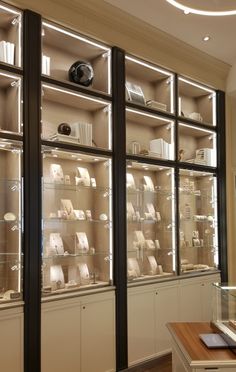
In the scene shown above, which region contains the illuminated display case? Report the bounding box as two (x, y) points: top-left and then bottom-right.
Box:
(212, 284), (236, 348)
(41, 21), (111, 94)
(0, 3), (23, 304)
(0, 139), (22, 302)
(125, 55), (221, 283)
(126, 161), (175, 281)
(179, 169), (218, 274)
(0, 3), (227, 372)
(41, 20), (113, 297)
(42, 148), (112, 295)
(0, 4), (22, 67)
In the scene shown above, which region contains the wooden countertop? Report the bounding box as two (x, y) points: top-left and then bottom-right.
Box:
(167, 322), (236, 368)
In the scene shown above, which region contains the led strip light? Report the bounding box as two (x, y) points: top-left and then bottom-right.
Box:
(166, 0), (236, 16)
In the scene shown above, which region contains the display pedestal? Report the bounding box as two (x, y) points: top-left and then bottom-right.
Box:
(167, 322), (236, 372)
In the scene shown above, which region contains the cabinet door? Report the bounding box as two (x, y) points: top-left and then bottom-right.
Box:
(128, 289), (156, 365)
(0, 308), (23, 372)
(155, 285), (179, 354)
(41, 299), (81, 372)
(81, 294), (115, 372)
(179, 280), (202, 321)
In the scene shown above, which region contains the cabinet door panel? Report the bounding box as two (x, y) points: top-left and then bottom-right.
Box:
(0, 310), (23, 372)
(179, 281), (202, 321)
(156, 285), (179, 354)
(128, 290), (156, 365)
(81, 297), (115, 372)
(41, 301), (81, 372)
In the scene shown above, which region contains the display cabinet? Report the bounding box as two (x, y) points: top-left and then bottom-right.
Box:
(178, 123), (216, 167)
(0, 3), (227, 371)
(125, 55), (174, 114)
(126, 162), (175, 281)
(125, 54), (222, 286)
(126, 108), (174, 160)
(0, 3), (21, 67)
(0, 139), (22, 302)
(212, 283), (236, 347)
(41, 21), (111, 94)
(0, 0), (23, 307)
(41, 83), (111, 150)
(42, 148), (112, 295)
(40, 20), (113, 298)
(0, 71), (22, 134)
(178, 77), (216, 126)
(179, 169), (218, 274)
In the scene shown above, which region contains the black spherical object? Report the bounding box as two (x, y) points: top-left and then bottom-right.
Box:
(68, 61), (94, 87)
(58, 123), (71, 136)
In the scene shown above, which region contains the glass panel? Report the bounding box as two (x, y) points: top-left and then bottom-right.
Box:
(41, 84), (111, 150)
(125, 55), (174, 114)
(179, 169), (218, 274)
(42, 21), (111, 94)
(126, 108), (174, 160)
(0, 4), (22, 67)
(178, 123), (216, 167)
(178, 77), (216, 126)
(212, 284), (236, 346)
(42, 147), (113, 297)
(0, 71), (22, 134)
(126, 161), (176, 282)
(0, 139), (22, 302)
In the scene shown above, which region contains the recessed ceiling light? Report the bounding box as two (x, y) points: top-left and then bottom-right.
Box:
(203, 35), (211, 42)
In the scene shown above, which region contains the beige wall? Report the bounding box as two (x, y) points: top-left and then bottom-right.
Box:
(8, 0), (235, 281)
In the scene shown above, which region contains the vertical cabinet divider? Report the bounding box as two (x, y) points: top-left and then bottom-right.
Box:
(23, 10), (42, 372)
(217, 90), (227, 282)
(112, 46), (128, 371)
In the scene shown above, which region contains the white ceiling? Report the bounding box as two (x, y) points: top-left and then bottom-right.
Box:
(105, 0), (236, 66)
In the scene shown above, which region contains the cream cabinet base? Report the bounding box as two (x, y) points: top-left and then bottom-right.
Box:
(128, 273), (220, 367)
(0, 306), (23, 372)
(41, 290), (115, 372)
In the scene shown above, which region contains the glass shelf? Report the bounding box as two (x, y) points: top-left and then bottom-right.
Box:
(0, 219), (20, 224)
(128, 272), (174, 283)
(127, 219), (161, 225)
(42, 281), (110, 297)
(127, 187), (173, 197)
(43, 218), (111, 225)
(43, 181), (111, 194)
(43, 251), (111, 259)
